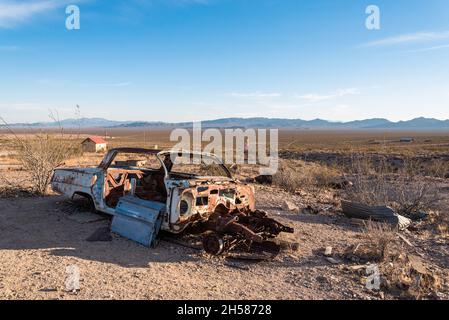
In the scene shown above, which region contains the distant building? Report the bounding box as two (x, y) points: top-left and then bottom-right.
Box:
(400, 137), (414, 143)
(81, 136), (107, 152)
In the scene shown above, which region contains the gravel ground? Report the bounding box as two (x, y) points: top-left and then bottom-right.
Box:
(0, 184), (382, 300)
(1, 172), (447, 300)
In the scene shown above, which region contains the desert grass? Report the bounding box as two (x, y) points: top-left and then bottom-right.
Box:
(272, 159), (341, 193)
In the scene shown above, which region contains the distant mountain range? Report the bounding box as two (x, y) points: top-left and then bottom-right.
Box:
(2, 117), (449, 129)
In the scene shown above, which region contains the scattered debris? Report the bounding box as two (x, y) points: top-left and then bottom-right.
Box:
(326, 257), (341, 265)
(243, 177), (255, 183)
(302, 205), (320, 215)
(344, 243), (385, 264)
(341, 200), (411, 230)
(282, 200), (299, 212)
(396, 233), (413, 247)
(254, 175), (273, 185)
(324, 246), (333, 257)
(383, 254), (442, 299)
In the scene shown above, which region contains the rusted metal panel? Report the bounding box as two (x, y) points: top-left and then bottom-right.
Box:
(111, 196), (165, 247)
(341, 200), (411, 230)
(51, 168), (101, 198)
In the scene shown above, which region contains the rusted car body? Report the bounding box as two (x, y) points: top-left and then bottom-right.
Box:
(51, 148), (293, 254)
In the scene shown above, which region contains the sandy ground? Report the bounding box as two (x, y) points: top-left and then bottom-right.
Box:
(0, 165), (448, 300)
(0, 183), (390, 300)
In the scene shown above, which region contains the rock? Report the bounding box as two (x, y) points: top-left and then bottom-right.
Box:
(282, 200), (299, 212)
(255, 175), (273, 185)
(302, 205), (319, 215)
(326, 257), (341, 265)
(324, 246), (333, 257)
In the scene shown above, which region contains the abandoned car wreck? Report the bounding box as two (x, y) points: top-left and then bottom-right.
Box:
(51, 148), (294, 255)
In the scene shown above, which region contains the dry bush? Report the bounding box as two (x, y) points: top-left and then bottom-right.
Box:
(429, 210), (449, 235)
(344, 221), (396, 263)
(273, 160), (341, 193)
(272, 161), (303, 193)
(1, 116), (82, 195)
(17, 134), (81, 194)
(345, 155), (391, 205)
(344, 155), (440, 217)
(362, 221), (396, 261)
(0, 175), (35, 198)
(422, 159), (449, 179)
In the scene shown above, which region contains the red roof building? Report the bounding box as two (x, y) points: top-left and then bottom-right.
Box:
(81, 136), (108, 152)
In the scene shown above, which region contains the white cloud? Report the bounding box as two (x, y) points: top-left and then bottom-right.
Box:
(360, 30), (449, 47)
(229, 92), (282, 98)
(295, 88), (360, 102)
(407, 44), (449, 53)
(0, 0), (75, 28)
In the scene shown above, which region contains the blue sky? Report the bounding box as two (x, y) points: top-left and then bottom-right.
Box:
(0, 0), (449, 123)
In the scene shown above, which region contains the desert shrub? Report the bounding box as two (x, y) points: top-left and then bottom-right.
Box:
(273, 160), (341, 193)
(1, 117), (82, 195)
(362, 221), (396, 261)
(16, 133), (82, 195)
(344, 156), (440, 216)
(0, 175), (35, 198)
(272, 162), (303, 193)
(344, 221), (395, 263)
(423, 159), (449, 179)
(429, 210), (449, 235)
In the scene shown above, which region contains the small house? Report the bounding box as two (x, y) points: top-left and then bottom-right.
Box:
(81, 136), (107, 153)
(400, 137), (414, 143)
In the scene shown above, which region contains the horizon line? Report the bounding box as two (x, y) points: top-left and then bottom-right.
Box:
(7, 115), (449, 125)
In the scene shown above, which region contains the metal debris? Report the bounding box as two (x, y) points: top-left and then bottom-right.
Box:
(341, 200), (411, 230)
(52, 148), (294, 255)
(282, 200), (299, 212)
